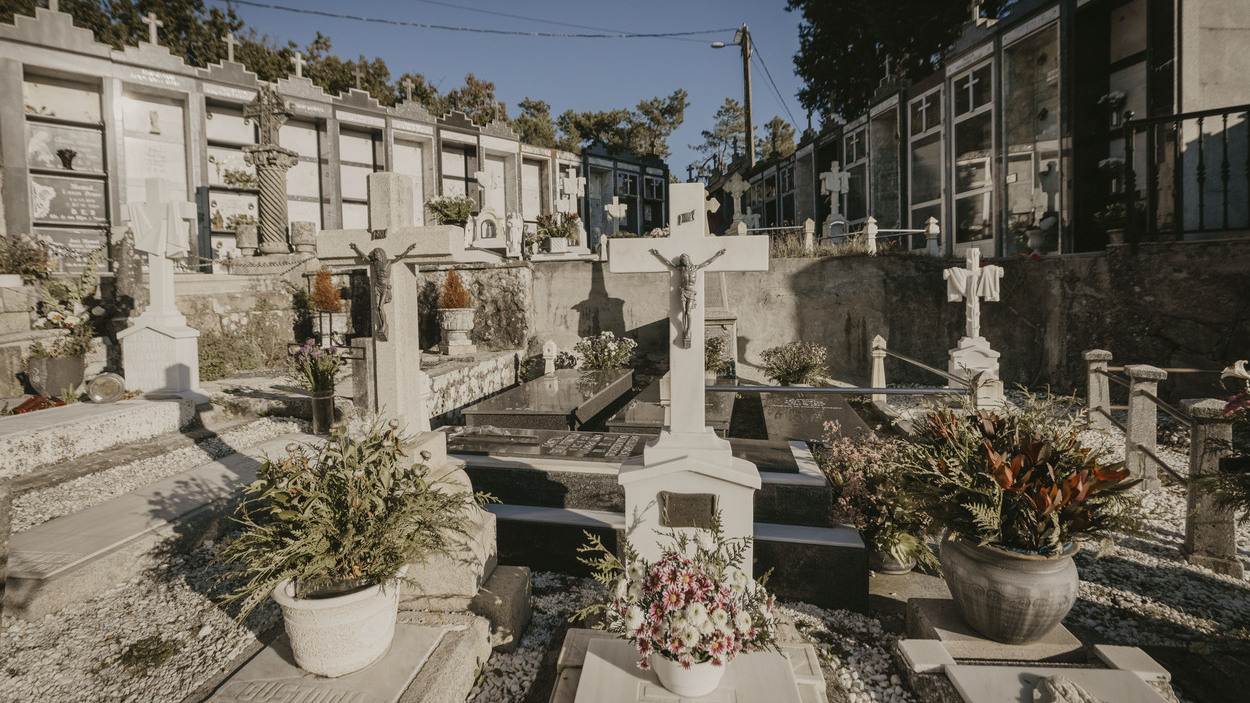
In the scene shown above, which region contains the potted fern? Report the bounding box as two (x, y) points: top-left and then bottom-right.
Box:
(213, 419), (484, 677)
(536, 212), (581, 253)
(437, 268), (476, 356)
(426, 194), (476, 227)
(27, 252), (101, 397)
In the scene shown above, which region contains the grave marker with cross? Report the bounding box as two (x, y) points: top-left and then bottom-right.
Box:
(290, 52), (305, 79)
(401, 78), (415, 101)
(819, 161), (851, 237)
(223, 32), (238, 63)
(557, 168), (585, 215)
(317, 172), (466, 433)
(943, 247), (1006, 406)
(725, 172), (750, 228)
(353, 66), (365, 90)
(141, 11), (162, 45)
(117, 178), (201, 393)
(608, 183), (769, 570)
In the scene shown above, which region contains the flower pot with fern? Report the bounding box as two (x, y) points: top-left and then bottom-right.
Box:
(536, 212), (580, 253)
(899, 392), (1139, 643)
(426, 194), (476, 227)
(26, 252), (101, 397)
(212, 419), (487, 677)
(437, 268), (476, 356)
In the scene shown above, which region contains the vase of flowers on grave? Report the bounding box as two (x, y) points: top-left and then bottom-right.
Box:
(0, 234), (51, 288)
(213, 419), (486, 678)
(311, 268), (345, 348)
(26, 251), (102, 398)
(1093, 202), (1126, 245)
(760, 341), (828, 386)
(705, 333), (732, 382)
(817, 421), (937, 575)
(573, 331), (636, 370)
(536, 212), (580, 254)
(288, 339), (343, 434)
(231, 216), (259, 257)
(437, 269), (476, 356)
(426, 194), (476, 228)
(575, 515), (781, 698)
(898, 391), (1139, 644)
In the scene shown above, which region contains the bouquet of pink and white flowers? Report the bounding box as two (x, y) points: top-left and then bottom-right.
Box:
(575, 517), (780, 671)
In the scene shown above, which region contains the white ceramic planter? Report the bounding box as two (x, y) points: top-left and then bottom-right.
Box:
(650, 654), (727, 697)
(547, 237), (569, 254)
(272, 566), (407, 678)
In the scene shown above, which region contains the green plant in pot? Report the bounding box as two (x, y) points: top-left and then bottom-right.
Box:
(899, 392), (1139, 644)
(760, 341), (827, 386)
(27, 252), (101, 397)
(536, 212), (581, 252)
(425, 194), (476, 226)
(288, 339), (342, 434)
(212, 419), (485, 677)
(437, 268), (476, 356)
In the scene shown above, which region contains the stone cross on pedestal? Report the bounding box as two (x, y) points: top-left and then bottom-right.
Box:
(317, 172), (465, 433)
(725, 173), (750, 227)
(223, 32), (238, 63)
(401, 78), (415, 101)
(353, 66), (365, 90)
(608, 183), (769, 570)
(819, 161), (850, 237)
(117, 178), (201, 393)
(141, 11), (162, 45)
(943, 247), (1006, 406)
(290, 52), (305, 78)
(243, 87), (299, 255)
(604, 196), (627, 233)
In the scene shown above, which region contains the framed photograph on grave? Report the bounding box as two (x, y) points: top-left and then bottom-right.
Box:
(25, 123), (105, 174)
(208, 191), (258, 232)
(207, 146), (253, 187)
(32, 227), (107, 274)
(30, 175), (107, 225)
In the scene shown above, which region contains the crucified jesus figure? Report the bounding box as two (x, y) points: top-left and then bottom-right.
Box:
(350, 242), (418, 342)
(650, 248), (726, 349)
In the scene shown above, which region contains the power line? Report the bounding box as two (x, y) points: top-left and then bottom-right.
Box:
(749, 38), (797, 127)
(397, 0), (706, 43)
(217, 0), (736, 40)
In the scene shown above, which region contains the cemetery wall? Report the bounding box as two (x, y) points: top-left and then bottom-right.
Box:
(532, 239), (1250, 398)
(427, 351), (521, 427)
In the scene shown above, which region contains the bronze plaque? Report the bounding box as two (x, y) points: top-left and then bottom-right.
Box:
(659, 491), (718, 529)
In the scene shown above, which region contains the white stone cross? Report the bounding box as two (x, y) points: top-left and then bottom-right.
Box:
(474, 168), (502, 193)
(820, 161), (850, 210)
(608, 183), (767, 436)
(223, 32), (238, 63)
(318, 172), (466, 433)
(48, 0), (59, 12)
(725, 173), (750, 223)
(353, 66), (365, 90)
(943, 247), (1004, 340)
(141, 11), (163, 45)
(290, 52), (305, 79)
(604, 196), (627, 232)
(401, 77), (415, 101)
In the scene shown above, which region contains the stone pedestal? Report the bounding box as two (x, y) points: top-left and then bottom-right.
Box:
(290, 221), (317, 254)
(948, 336), (1004, 407)
(117, 324), (200, 393)
(1181, 399), (1244, 578)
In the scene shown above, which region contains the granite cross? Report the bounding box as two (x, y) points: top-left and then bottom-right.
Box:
(317, 172), (465, 433)
(725, 173), (750, 223)
(223, 32), (238, 63)
(608, 183), (768, 436)
(353, 66), (365, 90)
(558, 168), (585, 215)
(290, 52), (305, 79)
(126, 178), (196, 321)
(943, 247), (1004, 339)
(141, 11), (162, 45)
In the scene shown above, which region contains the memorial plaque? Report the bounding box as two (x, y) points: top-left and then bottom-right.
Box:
(659, 491), (718, 529)
(606, 378), (734, 436)
(463, 368), (633, 431)
(26, 123), (105, 173)
(207, 191), (258, 231)
(32, 227), (107, 274)
(23, 77), (101, 123)
(205, 108), (254, 145)
(449, 427), (645, 463)
(123, 136), (187, 203)
(761, 391), (871, 443)
(207, 146), (252, 186)
(30, 175), (107, 224)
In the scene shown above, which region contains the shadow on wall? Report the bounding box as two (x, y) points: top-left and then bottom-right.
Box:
(573, 263), (625, 339)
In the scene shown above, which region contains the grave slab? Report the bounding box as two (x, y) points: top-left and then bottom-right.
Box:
(944, 664), (1170, 703)
(451, 427), (647, 463)
(906, 598), (1085, 663)
(573, 637), (802, 703)
(760, 390), (870, 443)
(208, 623), (444, 703)
(462, 369), (633, 431)
(605, 378), (735, 436)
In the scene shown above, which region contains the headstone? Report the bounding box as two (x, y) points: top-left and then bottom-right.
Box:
(606, 378), (735, 437)
(542, 340), (558, 375)
(943, 248), (1005, 407)
(725, 172), (751, 228)
(461, 368), (633, 431)
(450, 427), (646, 463)
(760, 391), (870, 443)
(819, 161), (850, 238)
(243, 87), (298, 255)
(318, 172), (465, 433)
(607, 182), (769, 570)
(557, 168), (585, 216)
(116, 178), (201, 394)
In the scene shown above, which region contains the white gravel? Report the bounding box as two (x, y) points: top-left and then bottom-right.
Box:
(11, 417), (308, 533)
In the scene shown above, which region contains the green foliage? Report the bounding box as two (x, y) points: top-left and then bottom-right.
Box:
(198, 314), (289, 381)
(438, 269), (471, 309)
(899, 391), (1141, 555)
(287, 339), (342, 394)
(213, 419), (488, 620)
(224, 213), (256, 230)
(558, 90), (690, 159)
(756, 116), (797, 162)
(512, 97), (560, 148)
(689, 98), (745, 180)
(31, 251), (101, 358)
(222, 168), (258, 190)
(760, 341), (828, 386)
(0, 234), (52, 282)
(573, 331), (636, 371)
(535, 212), (581, 243)
(705, 334), (731, 376)
(425, 194), (476, 224)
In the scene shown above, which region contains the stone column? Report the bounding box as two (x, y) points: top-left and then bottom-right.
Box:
(870, 335), (888, 408)
(865, 216), (878, 254)
(1125, 364), (1166, 490)
(245, 147), (298, 254)
(1181, 399), (1244, 578)
(803, 218), (815, 255)
(925, 217), (941, 257)
(1084, 349), (1114, 431)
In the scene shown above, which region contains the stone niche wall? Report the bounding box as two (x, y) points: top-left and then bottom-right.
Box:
(427, 351), (521, 427)
(417, 262), (532, 353)
(531, 239), (1250, 398)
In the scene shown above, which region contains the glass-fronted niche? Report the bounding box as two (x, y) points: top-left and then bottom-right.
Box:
(843, 126), (867, 223)
(869, 105), (900, 229)
(1002, 24), (1060, 256)
(951, 61), (994, 248)
(341, 128), (382, 230)
(908, 87), (943, 250)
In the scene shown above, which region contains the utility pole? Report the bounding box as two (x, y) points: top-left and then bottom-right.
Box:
(739, 24), (755, 169)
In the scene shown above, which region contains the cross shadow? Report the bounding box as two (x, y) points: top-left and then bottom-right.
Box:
(573, 261), (625, 339)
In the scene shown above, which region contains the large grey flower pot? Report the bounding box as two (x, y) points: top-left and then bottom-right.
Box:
(939, 535), (1079, 644)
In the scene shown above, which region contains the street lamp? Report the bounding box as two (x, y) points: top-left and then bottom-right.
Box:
(712, 23), (754, 169)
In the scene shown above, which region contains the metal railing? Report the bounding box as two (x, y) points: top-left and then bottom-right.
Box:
(867, 336), (972, 417)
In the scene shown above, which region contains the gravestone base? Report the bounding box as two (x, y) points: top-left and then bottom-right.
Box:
(947, 336), (1005, 408)
(906, 597), (1085, 663)
(439, 340), (478, 357)
(117, 323), (200, 393)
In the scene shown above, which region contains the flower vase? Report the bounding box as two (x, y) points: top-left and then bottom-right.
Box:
(310, 392), (335, 435)
(27, 356), (85, 398)
(650, 654), (727, 698)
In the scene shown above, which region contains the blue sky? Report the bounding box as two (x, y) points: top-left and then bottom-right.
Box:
(220, 0), (806, 176)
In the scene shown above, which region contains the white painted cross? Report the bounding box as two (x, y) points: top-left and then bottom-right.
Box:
(223, 32), (238, 63)
(317, 172), (466, 433)
(290, 52), (305, 79)
(141, 11), (163, 45)
(819, 161), (850, 213)
(558, 168), (586, 215)
(127, 178), (196, 321)
(943, 247), (1003, 339)
(474, 168), (502, 193)
(604, 196), (627, 233)
(725, 173), (750, 225)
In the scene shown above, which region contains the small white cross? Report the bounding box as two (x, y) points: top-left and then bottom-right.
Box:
(474, 169), (501, 192)
(560, 169), (585, 199)
(943, 248), (1004, 339)
(141, 11), (163, 45)
(290, 52), (305, 78)
(604, 196), (627, 225)
(223, 32), (238, 63)
(353, 66), (365, 90)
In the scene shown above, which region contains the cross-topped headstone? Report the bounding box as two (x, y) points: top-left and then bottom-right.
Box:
(353, 66), (365, 90)
(725, 173), (750, 226)
(401, 77), (415, 101)
(318, 172), (466, 433)
(943, 247), (1003, 339)
(290, 52), (305, 79)
(141, 11), (162, 45)
(819, 161), (850, 206)
(223, 32), (238, 63)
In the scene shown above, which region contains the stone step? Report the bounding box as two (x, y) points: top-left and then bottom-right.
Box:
(485, 504), (867, 613)
(458, 439), (832, 528)
(4, 432), (317, 620)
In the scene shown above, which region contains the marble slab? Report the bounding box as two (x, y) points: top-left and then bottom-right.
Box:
(463, 369), (633, 431)
(944, 664), (1169, 703)
(761, 391), (871, 443)
(606, 378), (735, 436)
(449, 427), (646, 463)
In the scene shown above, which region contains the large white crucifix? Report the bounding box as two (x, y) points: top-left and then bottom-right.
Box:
(604, 196), (628, 233)
(318, 172), (466, 433)
(608, 183), (769, 570)
(943, 247), (1006, 406)
(117, 178), (201, 393)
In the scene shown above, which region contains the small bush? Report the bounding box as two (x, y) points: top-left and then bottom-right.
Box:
(0, 234), (52, 282)
(439, 269), (471, 309)
(760, 341), (828, 386)
(311, 268), (342, 313)
(573, 331), (636, 370)
(705, 334), (731, 376)
(198, 315), (290, 381)
(426, 194), (476, 224)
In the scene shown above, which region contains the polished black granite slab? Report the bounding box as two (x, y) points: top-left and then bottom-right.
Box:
(760, 391), (871, 443)
(448, 427), (647, 462)
(462, 368), (633, 431)
(605, 377), (735, 436)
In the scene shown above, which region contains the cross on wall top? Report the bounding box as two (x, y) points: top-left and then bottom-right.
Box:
(353, 66), (366, 90)
(223, 32), (238, 63)
(401, 78), (415, 101)
(290, 52), (305, 78)
(141, 11), (162, 45)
